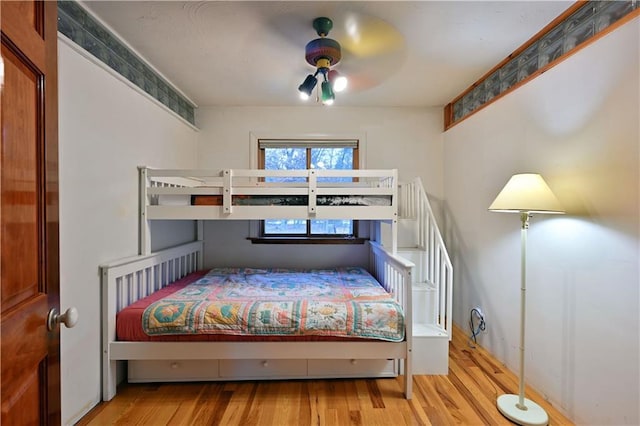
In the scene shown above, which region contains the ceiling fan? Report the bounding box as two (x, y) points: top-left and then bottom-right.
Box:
(295, 14), (405, 105)
(297, 17), (347, 105)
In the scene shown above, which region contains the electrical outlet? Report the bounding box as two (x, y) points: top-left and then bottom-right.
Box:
(473, 306), (484, 321)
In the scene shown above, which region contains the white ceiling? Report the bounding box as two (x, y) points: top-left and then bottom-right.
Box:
(82, 1), (573, 108)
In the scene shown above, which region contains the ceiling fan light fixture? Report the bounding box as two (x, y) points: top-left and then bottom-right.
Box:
(328, 69), (348, 92)
(298, 74), (317, 100)
(321, 80), (335, 105)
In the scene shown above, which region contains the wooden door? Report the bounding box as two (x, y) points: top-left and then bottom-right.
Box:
(1, 1), (60, 424)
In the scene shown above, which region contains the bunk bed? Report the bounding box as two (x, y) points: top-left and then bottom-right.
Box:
(101, 167), (414, 401)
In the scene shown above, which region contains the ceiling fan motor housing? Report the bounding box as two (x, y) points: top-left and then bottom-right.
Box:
(305, 17), (341, 68)
(305, 37), (341, 67)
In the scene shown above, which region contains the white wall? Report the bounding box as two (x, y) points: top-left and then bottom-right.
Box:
(58, 39), (199, 424)
(196, 106), (443, 185)
(443, 20), (639, 425)
(195, 106), (443, 267)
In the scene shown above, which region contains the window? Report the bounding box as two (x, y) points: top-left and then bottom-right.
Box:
(258, 139), (359, 240)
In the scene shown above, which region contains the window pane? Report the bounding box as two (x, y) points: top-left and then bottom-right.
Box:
(264, 147), (306, 182)
(310, 219), (354, 235)
(265, 219), (307, 234)
(264, 147), (308, 235)
(311, 147), (354, 234)
(311, 147), (353, 183)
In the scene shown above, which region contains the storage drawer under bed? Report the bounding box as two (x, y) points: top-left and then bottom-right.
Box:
(219, 359), (308, 379)
(129, 360), (220, 382)
(127, 358), (398, 383)
(308, 359), (397, 378)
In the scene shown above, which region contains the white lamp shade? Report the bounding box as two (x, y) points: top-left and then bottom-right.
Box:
(489, 173), (564, 214)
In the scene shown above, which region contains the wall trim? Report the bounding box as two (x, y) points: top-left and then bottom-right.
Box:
(58, 34), (199, 132)
(57, 0), (198, 126)
(444, 1), (640, 130)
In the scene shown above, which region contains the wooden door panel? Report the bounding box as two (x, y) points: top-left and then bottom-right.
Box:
(1, 0), (60, 423)
(0, 44), (47, 424)
(3, 368), (41, 426)
(11, 0), (43, 33)
(1, 43), (41, 313)
(0, 295), (48, 424)
(1, 1), (45, 68)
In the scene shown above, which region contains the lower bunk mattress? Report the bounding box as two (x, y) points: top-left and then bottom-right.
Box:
(117, 267), (405, 343)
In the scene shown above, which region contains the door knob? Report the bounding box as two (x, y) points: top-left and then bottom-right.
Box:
(47, 307), (79, 331)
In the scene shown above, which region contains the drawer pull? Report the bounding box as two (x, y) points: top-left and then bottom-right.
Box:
(262, 360), (269, 367)
(170, 362), (179, 369)
(350, 359), (357, 365)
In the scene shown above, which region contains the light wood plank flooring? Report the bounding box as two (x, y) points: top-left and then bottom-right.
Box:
(79, 326), (572, 425)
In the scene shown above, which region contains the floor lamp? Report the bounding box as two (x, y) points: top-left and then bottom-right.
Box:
(489, 173), (564, 426)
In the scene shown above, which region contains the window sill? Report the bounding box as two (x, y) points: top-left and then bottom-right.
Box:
(248, 237), (366, 245)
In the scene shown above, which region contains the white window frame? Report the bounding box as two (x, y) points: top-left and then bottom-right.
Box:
(248, 132), (367, 239)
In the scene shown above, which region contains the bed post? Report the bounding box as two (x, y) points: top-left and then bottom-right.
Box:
(307, 169), (317, 214)
(369, 241), (413, 399)
(405, 266), (413, 399)
(403, 255), (413, 400)
(197, 220), (204, 269)
(101, 266), (118, 401)
(138, 166), (151, 255)
(392, 169), (398, 254)
(391, 219), (398, 254)
(222, 169), (232, 215)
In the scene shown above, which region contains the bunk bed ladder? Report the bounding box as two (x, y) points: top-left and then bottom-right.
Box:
(398, 178), (453, 341)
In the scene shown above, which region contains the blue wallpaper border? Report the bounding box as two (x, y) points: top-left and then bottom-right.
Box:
(448, 0), (638, 127)
(57, 1), (196, 125)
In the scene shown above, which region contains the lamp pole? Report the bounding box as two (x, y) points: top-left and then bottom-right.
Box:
(496, 211), (549, 426)
(517, 211), (529, 410)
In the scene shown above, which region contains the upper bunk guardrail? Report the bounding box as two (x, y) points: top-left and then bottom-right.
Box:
(138, 166), (399, 250)
(144, 167), (396, 185)
(139, 167), (398, 211)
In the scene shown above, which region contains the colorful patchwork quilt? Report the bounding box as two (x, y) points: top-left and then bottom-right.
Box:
(142, 267), (405, 342)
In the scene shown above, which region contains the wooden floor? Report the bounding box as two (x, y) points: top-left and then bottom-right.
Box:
(79, 326), (573, 425)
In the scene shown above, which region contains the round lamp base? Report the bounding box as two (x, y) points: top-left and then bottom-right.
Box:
(497, 394), (549, 426)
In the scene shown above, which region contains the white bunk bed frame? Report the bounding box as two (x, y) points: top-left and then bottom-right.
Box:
(101, 167), (413, 401)
(138, 166), (400, 254)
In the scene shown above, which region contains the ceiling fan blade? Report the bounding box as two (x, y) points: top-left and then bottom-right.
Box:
(339, 47), (407, 92)
(323, 14), (406, 92)
(336, 14), (405, 60)
(266, 8), (407, 93)
(330, 14), (406, 92)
